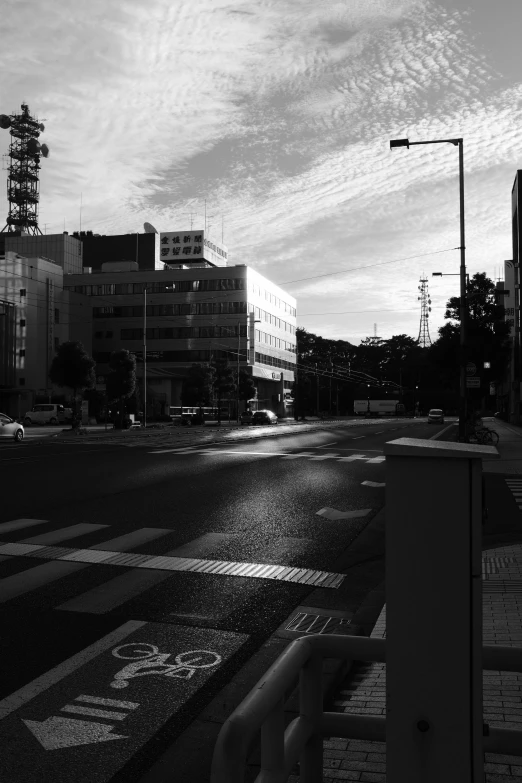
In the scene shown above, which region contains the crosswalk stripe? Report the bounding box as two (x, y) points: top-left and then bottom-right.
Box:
(0, 519), (48, 534)
(23, 523), (109, 545)
(56, 546), (186, 614)
(0, 528), (172, 604)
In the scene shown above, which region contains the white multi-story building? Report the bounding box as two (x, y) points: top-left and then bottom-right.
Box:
(64, 260), (297, 417)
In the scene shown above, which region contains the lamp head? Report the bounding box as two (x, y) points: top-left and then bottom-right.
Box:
(390, 138), (410, 149)
(432, 272), (442, 276)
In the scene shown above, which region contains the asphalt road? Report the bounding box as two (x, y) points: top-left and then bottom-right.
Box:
(0, 417), (450, 783)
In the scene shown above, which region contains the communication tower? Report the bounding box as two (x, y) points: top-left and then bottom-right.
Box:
(0, 103), (50, 235)
(417, 276), (432, 347)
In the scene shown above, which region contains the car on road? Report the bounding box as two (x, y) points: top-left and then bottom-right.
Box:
(23, 404), (70, 426)
(240, 411), (254, 425)
(427, 408), (445, 424)
(252, 410), (278, 425)
(0, 412), (24, 442)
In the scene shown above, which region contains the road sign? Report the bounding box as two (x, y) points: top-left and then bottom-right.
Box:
(466, 377), (480, 388)
(0, 621), (247, 782)
(466, 362), (477, 375)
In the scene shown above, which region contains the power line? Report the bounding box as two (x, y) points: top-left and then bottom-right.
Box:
(277, 247), (459, 286)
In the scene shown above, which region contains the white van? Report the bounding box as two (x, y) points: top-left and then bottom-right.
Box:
(23, 404), (69, 425)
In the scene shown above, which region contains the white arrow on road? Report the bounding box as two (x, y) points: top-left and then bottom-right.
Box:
(22, 716), (128, 749)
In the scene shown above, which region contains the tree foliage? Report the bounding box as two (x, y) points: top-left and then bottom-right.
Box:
(106, 349), (137, 426)
(49, 341), (96, 428)
(182, 363), (216, 409)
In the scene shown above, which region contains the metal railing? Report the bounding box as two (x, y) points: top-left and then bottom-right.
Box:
(211, 633), (522, 783)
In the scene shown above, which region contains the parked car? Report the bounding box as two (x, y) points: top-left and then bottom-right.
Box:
(252, 410), (278, 425)
(240, 411), (254, 425)
(427, 408), (445, 424)
(23, 404), (68, 426)
(0, 412), (24, 442)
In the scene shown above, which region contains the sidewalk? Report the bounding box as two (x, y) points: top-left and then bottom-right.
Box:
(294, 418), (522, 782)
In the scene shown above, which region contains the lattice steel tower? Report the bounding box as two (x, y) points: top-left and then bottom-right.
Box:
(417, 276), (432, 347)
(0, 103), (50, 235)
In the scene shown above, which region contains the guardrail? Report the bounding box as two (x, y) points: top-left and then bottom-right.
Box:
(210, 633), (522, 783)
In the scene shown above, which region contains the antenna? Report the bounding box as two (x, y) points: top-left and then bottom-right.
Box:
(0, 103), (50, 235)
(80, 192), (82, 233)
(417, 275), (432, 347)
(185, 213), (197, 230)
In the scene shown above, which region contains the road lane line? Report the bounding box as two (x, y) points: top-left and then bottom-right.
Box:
(0, 621), (145, 719)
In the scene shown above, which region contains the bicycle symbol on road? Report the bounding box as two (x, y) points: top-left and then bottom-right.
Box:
(110, 642), (222, 689)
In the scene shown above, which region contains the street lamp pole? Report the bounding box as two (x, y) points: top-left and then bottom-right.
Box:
(143, 286), (147, 429)
(236, 320), (240, 423)
(391, 137), (467, 440)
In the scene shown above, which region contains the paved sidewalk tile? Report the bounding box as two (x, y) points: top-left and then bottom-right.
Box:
(289, 544), (522, 781)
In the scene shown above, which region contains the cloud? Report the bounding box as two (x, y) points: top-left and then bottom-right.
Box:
(0, 0), (520, 345)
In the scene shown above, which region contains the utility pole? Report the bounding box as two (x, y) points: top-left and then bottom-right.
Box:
(143, 287), (147, 428)
(236, 320), (240, 423)
(316, 363), (319, 414)
(329, 360), (332, 415)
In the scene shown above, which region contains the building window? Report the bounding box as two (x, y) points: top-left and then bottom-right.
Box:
(54, 308), (60, 324)
(105, 331), (113, 338)
(19, 349), (25, 357)
(20, 289), (26, 297)
(19, 378), (25, 386)
(19, 319), (26, 327)
(94, 331), (103, 339)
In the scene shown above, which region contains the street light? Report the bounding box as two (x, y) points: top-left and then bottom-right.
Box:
(391, 136), (467, 440)
(432, 271), (469, 286)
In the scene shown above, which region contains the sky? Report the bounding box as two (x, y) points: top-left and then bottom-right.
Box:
(1, 0), (521, 346)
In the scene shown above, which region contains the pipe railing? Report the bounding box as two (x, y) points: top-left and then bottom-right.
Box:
(211, 633), (522, 783)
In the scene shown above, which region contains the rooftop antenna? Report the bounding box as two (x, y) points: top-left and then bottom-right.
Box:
(79, 192), (82, 233)
(185, 212), (197, 230)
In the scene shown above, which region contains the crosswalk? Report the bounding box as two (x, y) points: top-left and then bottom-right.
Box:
(147, 447), (386, 463)
(505, 478), (522, 511)
(0, 518), (347, 616)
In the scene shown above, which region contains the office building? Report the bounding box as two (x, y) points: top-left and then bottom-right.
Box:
(65, 261), (297, 418)
(0, 250), (91, 417)
(0, 231), (83, 274)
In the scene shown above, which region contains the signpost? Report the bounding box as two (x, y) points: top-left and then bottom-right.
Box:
(466, 362), (476, 376)
(466, 377), (480, 388)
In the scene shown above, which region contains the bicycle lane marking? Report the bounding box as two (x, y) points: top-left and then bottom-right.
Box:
(0, 621), (247, 783)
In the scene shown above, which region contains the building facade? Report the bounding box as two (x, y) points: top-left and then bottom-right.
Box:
(65, 263), (296, 417)
(0, 251), (91, 417)
(71, 231), (158, 272)
(2, 231), (83, 274)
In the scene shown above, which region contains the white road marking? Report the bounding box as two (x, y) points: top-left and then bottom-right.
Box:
(0, 519), (48, 534)
(316, 508), (372, 520)
(22, 716), (128, 749)
(366, 456), (386, 463)
(0, 528), (172, 603)
(0, 539), (345, 590)
(0, 621), (145, 719)
(351, 436), (365, 439)
(316, 442), (339, 448)
(362, 481), (386, 488)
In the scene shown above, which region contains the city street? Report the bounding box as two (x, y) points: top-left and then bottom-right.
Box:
(0, 418), (449, 783)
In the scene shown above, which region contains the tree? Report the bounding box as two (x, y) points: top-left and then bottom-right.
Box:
(49, 341), (96, 429)
(238, 368), (256, 408)
(430, 272), (511, 410)
(181, 363), (216, 415)
(106, 349), (137, 428)
(211, 356), (236, 423)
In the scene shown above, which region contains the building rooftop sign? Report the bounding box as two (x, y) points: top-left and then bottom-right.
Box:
(159, 231), (228, 267)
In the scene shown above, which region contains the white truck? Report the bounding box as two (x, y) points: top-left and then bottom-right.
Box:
(354, 400), (405, 417)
